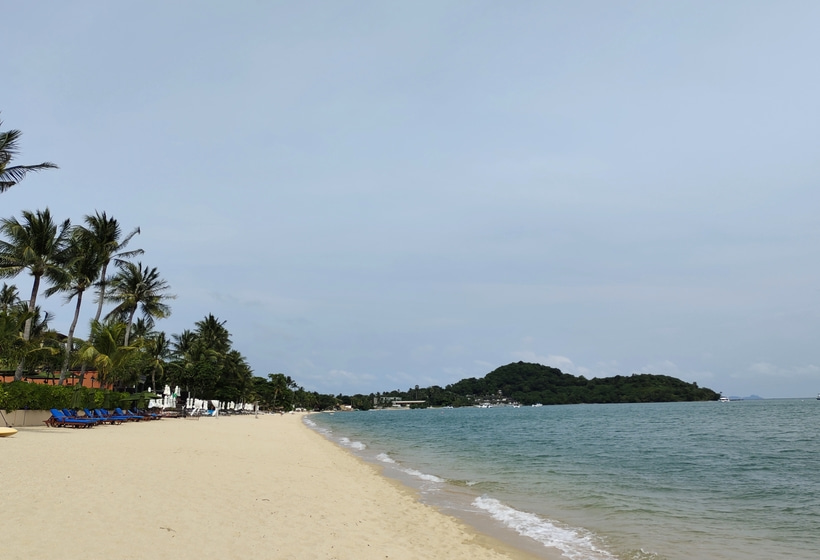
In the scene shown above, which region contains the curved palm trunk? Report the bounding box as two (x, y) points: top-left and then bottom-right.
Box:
(79, 262), (110, 385)
(59, 289), (84, 385)
(14, 274), (41, 381)
(124, 306), (137, 346)
(22, 274), (40, 341)
(93, 261), (109, 323)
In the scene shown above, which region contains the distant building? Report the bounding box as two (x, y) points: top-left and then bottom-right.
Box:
(390, 400), (426, 408)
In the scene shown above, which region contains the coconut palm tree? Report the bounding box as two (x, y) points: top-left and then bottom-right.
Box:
(0, 208), (71, 379)
(77, 211), (142, 323)
(105, 262), (174, 346)
(194, 314), (231, 356)
(0, 117), (58, 193)
(77, 320), (136, 389)
(0, 282), (20, 313)
(44, 230), (104, 384)
(0, 303), (31, 369)
(217, 349), (253, 404)
(142, 331), (171, 391)
(73, 212), (142, 384)
(23, 305), (62, 381)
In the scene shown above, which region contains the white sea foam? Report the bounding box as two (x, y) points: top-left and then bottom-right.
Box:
(303, 417), (332, 436)
(473, 497), (615, 560)
(376, 453), (396, 464)
(403, 468), (445, 483)
(339, 437), (366, 450)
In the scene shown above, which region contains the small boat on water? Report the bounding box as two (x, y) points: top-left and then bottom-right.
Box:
(531, 403), (543, 407)
(816, 393), (820, 400)
(719, 397), (730, 402)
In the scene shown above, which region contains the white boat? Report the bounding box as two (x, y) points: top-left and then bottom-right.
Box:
(719, 397), (730, 402)
(531, 403), (543, 407)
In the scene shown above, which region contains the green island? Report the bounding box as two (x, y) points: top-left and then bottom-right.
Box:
(349, 361), (720, 410)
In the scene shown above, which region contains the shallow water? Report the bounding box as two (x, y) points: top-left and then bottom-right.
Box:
(307, 399), (820, 560)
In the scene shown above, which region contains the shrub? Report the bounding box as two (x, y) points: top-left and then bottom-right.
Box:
(0, 381), (129, 411)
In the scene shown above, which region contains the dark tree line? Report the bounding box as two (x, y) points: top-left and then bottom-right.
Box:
(341, 362), (720, 409)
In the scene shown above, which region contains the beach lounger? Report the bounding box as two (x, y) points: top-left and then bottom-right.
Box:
(130, 407), (161, 420)
(84, 408), (122, 425)
(61, 409), (104, 425)
(46, 409), (96, 428)
(97, 408), (134, 422)
(114, 408), (144, 421)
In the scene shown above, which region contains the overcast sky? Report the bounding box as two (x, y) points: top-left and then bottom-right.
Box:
(4, 1), (820, 398)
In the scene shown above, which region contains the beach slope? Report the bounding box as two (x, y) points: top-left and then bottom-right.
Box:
(1, 413), (538, 560)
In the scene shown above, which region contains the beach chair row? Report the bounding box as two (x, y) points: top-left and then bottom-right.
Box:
(44, 408), (161, 428)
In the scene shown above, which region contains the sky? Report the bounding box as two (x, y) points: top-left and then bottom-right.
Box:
(3, 1), (820, 398)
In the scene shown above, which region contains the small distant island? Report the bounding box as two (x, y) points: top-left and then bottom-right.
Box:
(365, 362), (720, 409)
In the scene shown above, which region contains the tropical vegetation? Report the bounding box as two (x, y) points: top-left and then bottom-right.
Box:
(360, 362), (720, 408)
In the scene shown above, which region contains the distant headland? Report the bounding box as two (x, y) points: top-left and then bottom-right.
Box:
(370, 362), (720, 409)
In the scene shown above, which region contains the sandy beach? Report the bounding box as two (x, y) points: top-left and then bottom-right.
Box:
(1, 413), (545, 560)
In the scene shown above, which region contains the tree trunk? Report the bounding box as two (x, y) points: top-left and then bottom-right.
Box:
(124, 306), (137, 346)
(13, 356), (25, 382)
(15, 275), (41, 381)
(93, 262), (109, 323)
(79, 262), (109, 385)
(59, 290), (84, 385)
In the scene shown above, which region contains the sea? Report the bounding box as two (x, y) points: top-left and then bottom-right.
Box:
(305, 398), (820, 560)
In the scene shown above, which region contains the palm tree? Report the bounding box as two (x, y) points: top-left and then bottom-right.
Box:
(171, 329), (197, 358)
(194, 314), (231, 355)
(44, 230), (104, 384)
(23, 305), (62, 381)
(77, 320), (136, 389)
(0, 208), (71, 379)
(0, 117), (58, 193)
(0, 303), (31, 369)
(217, 349), (253, 404)
(129, 317), (156, 343)
(73, 212), (142, 385)
(105, 262), (174, 346)
(77, 211), (142, 323)
(141, 331), (171, 391)
(0, 282), (20, 313)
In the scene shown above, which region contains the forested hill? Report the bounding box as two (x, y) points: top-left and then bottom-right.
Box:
(447, 362), (719, 405)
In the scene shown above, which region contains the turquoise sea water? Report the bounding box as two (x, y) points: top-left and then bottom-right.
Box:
(306, 399), (820, 560)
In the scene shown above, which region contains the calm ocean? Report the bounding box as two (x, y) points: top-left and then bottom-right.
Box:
(306, 399), (820, 560)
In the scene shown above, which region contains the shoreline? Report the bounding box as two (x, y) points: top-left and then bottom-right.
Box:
(1, 413), (546, 560)
(306, 413), (566, 560)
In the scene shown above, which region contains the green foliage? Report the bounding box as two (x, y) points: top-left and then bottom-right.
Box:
(448, 362), (720, 405)
(0, 381), (128, 411)
(345, 362), (720, 408)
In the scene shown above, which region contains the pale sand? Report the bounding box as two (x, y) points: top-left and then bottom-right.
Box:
(1, 413), (550, 560)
